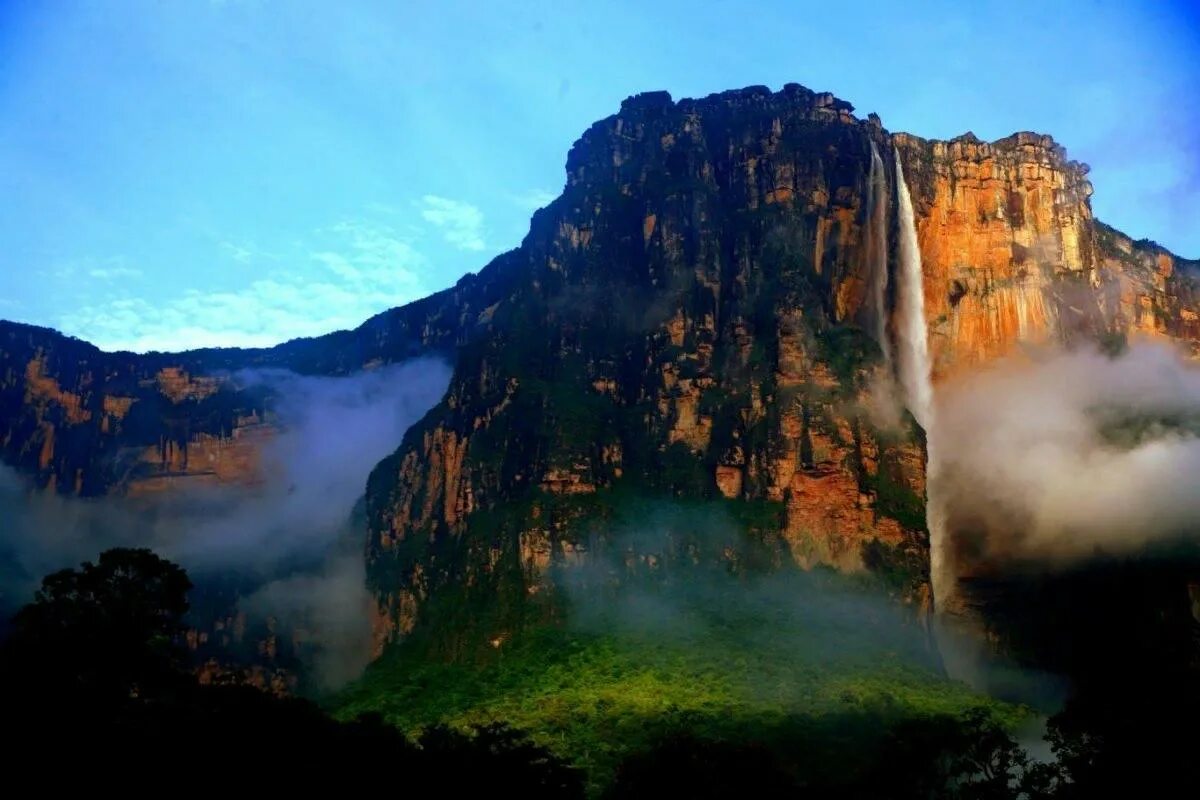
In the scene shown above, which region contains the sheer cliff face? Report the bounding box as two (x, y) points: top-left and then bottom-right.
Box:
(894, 132), (1099, 379)
(363, 89), (1200, 654)
(2, 83), (1197, 660)
(0, 327), (267, 496)
(894, 132), (1200, 382)
(364, 86), (934, 654)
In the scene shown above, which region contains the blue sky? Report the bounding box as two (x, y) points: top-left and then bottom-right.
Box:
(1, 0), (1197, 352)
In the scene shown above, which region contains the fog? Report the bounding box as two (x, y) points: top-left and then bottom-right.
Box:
(554, 501), (942, 678)
(934, 340), (1200, 573)
(0, 358), (451, 689)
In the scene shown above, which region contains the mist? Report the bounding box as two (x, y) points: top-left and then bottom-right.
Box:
(933, 340), (1200, 573)
(0, 357), (451, 689)
(553, 502), (942, 682)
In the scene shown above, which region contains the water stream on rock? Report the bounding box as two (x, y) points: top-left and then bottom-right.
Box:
(894, 147), (948, 610)
(866, 141), (891, 365)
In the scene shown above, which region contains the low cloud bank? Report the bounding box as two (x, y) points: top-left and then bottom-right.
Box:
(934, 340), (1200, 571)
(0, 358), (451, 689)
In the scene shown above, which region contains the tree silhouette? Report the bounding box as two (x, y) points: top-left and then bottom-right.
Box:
(0, 548), (584, 793)
(3, 548), (192, 716)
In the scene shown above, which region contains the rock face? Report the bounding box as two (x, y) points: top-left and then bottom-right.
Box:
(894, 131), (1200, 381)
(362, 85), (943, 655)
(0, 267), (510, 496)
(1, 83), (1196, 661)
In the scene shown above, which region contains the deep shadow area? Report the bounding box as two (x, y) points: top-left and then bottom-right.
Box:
(4, 546), (1198, 797)
(959, 548), (1200, 797)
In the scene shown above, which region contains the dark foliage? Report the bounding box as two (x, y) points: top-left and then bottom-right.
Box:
(4, 546), (1195, 797)
(606, 734), (795, 799)
(2, 547), (193, 713)
(965, 554), (1200, 797)
(0, 548), (583, 795)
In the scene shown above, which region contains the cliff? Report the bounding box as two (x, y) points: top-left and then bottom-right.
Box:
(2, 82), (1196, 662)
(360, 85), (948, 655)
(363, 87), (1200, 655)
(0, 264), (512, 495)
(894, 131), (1200, 380)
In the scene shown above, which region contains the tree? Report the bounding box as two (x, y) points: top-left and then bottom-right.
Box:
(865, 708), (1053, 800)
(2, 547), (192, 719)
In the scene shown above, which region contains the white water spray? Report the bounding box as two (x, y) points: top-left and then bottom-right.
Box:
(866, 142), (891, 364)
(893, 147), (948, 609)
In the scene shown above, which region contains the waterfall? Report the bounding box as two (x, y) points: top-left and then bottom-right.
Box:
(893, 148), (933, 431)
(866, 142), (891, 365)
(893, 147), (948, 609)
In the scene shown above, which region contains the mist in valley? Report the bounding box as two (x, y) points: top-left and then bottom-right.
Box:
(0, 357), (451, 689)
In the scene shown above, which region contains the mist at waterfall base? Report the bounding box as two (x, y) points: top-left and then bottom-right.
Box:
(0, 358), (451, 689)
(935, 340), (1200, 566)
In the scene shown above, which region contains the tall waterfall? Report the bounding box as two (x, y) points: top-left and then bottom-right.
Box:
(893, 148), (933, 430)
(893, 147), (947, 608)
(866, 142), (891, 365)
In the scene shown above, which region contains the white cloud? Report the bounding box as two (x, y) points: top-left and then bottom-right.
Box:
(511, 188), (557, 211)
(220, 241), (254, 263)
(42, 256), (142, 283)
(88, 266), (143, 280)
(419, 194), (486, 251)
(58, 221), (427, 352)
(935, 340), (1200, 567)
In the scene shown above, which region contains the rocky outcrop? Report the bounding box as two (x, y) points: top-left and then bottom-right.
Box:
(1093, 221), (1200, 348)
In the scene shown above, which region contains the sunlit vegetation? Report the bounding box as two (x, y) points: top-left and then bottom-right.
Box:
(334, 599), (1023, 792)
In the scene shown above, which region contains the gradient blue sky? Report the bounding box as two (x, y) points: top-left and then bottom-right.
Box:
(2, 0), (1197, 352)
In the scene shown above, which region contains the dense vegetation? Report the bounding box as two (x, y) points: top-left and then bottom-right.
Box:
(334, 626), (1022, 795)
(3, 547), (1196, 796)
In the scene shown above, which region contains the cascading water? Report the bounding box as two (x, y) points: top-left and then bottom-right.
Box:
(893, 147), (948, 610)
(866, 141), (891, 365)
(893, 148), (934, 431)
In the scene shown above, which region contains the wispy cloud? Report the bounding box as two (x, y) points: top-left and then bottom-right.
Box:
(419, 194), (486, 251)
(218, 239), (288, 265)
(58, 221), (427, 352)
(220, 241), (255, 263)
(88, 266), (143, 280)
(42, 256), (142, 283)
(511, 188), (557, 211)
